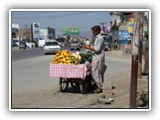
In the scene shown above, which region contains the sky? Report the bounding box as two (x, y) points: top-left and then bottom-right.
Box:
(11, 10), (112, 37)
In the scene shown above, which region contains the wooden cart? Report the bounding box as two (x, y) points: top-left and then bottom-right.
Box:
(59, 70), (93, 94)
(49, 53), (93, 94)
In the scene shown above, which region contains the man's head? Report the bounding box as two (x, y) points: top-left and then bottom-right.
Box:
(91, 25), (101, 36)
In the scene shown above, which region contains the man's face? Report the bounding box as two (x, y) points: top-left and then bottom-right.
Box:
(92, 28), (99, 36)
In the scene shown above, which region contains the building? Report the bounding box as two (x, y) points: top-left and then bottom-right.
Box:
(109, 12), (148, 53)
(15, 23), (55, 40)
(16, 28), (31, 41)
(12, 24), (19, 40)
(47, 27), (55, 39)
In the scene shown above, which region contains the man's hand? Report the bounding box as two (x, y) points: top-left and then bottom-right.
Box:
(84, 45), (90, 49)
(84, 45), (95, 51)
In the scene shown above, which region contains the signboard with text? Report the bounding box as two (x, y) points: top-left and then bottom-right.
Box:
(128, 18), (134, 33)
(39, 29), (48, 40)
(119, 30), (129, 44)
(61, 27), (80, 35)
(32, 22), (40, 40)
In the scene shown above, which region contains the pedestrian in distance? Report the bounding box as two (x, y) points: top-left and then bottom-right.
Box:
(85, 38), (90, 46)
(85, 38), (91, 54)
(138, 35), (143, 78)
(84, 25), (107, 93)
(29, 42), (32, 49)
(142, 34), (149, 76)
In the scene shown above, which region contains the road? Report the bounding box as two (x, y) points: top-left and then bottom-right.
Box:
(12, 47), (44, 61)
(12, 46), (81, 61)
(11, 47), (139, 109)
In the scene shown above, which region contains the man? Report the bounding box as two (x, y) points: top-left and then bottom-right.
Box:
(84, 25), (106, 93)
(138, 36), (143, 78)
(142, 34), (149, 76)
(85, 38), (90, 46)
(85, 38), (91, 54)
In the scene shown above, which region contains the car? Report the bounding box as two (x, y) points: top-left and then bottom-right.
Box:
(19, 40), (27, 49)
(70, 40), (80, 51)
(43, 39), (61, 55)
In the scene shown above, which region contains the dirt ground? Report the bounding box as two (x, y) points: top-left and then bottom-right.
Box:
(11, 50), (149, 109)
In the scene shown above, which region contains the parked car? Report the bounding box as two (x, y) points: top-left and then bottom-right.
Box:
(70, 40), (80, 51)
(19, 41), (27, 49)
(43, 39), (61, 55)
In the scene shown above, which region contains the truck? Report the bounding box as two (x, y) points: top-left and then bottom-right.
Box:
(38, 29), (48, 47)
(38, 38), (47, 47)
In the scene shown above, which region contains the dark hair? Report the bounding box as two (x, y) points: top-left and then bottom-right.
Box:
(91, 25), (101, 32)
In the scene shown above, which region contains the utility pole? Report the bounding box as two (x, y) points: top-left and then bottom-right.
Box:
(130, 12), (141, 108)
(138, 12), (145, 79)
(30, 24), (33, 42)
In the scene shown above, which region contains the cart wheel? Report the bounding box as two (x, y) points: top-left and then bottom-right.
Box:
(70, 82), (80, 89)
(80, 80), (85, 94)
(59, 78), (69, 92)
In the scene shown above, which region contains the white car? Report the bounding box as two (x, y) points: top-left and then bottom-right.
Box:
(70, 40), (80, 51)
(43, 39), (61, 55)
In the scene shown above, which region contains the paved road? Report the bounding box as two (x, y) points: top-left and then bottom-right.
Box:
(12, 46), (85, 61)
(12, 47), (44, 61)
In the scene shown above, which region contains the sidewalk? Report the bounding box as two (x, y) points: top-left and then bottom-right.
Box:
(87, 50), (149, 109)
(106, 50), (132, 58)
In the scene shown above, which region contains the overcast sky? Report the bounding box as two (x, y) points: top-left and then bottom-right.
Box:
(11, 10), (111, 36)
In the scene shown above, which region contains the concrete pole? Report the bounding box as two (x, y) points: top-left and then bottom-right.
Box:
(130, 12), (141, 108)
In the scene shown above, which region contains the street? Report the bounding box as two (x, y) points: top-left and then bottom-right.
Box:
(11, 47), (44, 61)
(11, 47), (148, 109)
(11, 46), (76, 61)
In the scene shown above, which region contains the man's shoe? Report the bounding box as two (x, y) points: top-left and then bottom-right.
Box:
(94, 88), (103, 94)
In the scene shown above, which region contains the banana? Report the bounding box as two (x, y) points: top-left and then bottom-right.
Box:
(51, 50), (81, 64)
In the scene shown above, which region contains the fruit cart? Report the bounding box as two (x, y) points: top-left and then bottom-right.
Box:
(49, 53), (93, 94)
